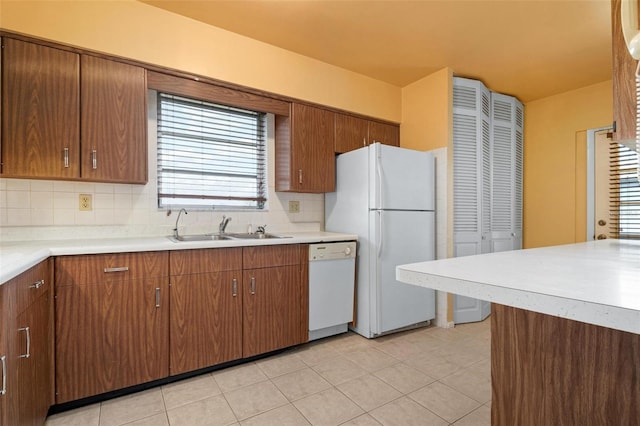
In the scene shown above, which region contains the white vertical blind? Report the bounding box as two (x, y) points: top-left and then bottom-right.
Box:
(157, 93), (267, 210)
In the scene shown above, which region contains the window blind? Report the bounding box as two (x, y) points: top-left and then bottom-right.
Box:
(609, 141), (640, 239)
(157, 93), (267, 210)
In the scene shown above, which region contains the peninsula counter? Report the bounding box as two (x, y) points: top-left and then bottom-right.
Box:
(397, 240), (640, 425)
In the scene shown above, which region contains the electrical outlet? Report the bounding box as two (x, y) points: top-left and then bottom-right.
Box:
(288, 200), (300, 213)
(79, 194), (92, 211)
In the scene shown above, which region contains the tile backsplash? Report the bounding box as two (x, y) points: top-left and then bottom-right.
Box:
(0, 178), (324, 242)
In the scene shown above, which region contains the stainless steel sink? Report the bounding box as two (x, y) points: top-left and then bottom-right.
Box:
(227, 233), (291, 240)
(168, 234), (231, 243)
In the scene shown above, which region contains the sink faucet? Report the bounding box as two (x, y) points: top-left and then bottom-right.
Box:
(256, 224), (267, 234)
(219, 215), (232, 234)
(173, 208), (188, 239)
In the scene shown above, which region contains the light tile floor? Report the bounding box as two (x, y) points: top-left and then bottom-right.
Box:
(46, 319), (491, 426)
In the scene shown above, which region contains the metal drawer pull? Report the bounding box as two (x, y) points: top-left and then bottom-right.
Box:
(363, 137), (366, 147)
(298, 169), (303, 184)
(64, 147), (70, 168)
(1, 355), (6, 396)
(250, 277), (256, 295)
(92, 150), (97, 169)
(232, 278), (238, 297)
(104, 267), (129, 273)
(155, 288), (161, 308)
(30, 279), (45, 289)
(18, 327), (30, 359)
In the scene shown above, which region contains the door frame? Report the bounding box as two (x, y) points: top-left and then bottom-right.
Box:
(586, 126), (613, 241)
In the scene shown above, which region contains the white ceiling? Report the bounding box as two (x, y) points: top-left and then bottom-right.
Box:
(140, 0), (613, 103)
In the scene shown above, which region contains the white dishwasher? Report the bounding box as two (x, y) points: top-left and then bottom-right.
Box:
(308, 241), (357, 341)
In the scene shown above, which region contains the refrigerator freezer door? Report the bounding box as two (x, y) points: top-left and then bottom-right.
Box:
(369, 210), (435, 335)
(369, 143), (435, 211)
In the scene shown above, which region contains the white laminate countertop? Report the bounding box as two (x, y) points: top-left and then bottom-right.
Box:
(0, 232), (357, 285)
(396, 239), (640, 334)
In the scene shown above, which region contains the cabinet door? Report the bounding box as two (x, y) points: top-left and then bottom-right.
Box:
(15, 292), (50, 426)
(276, 103), (335, 192)
(0, 285), (8, 426)
(611, 0), (637, 142)
(170, 271), (242, 375)
(335, 114), (368, 153)
(81, 55), (147, 183)
(368, 121), (399, 147)
(242, 265), (303, 357)
(55, 278), (169, 403)
(1, 38), (80, 178)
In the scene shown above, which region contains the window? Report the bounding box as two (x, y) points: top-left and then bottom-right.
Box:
(157, 93), (267, 210)
(609, 141), (640, 239)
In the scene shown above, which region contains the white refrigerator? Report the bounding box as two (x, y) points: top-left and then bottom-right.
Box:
(325, 143), (436, 338)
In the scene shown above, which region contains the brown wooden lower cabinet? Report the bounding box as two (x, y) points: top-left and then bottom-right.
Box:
(54, 253), (169, 403)
(1, 260), (52, 426)
(491, 304), (640, 425)
(169, 248), (243, 375)
(53, 245), (309, 404)
(0, 281), (8, 426)
(243, 265), (303, 357)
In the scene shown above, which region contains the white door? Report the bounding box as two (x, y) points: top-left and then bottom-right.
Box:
(370, 210), (435, 335)
(369, 143), (435, 211)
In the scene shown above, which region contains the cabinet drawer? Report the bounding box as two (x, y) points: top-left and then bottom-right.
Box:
(243, 245), (300, 269)
(169, 248), (242, 275)
(55, 252), (168, 286)
(12, 259), (50, 316)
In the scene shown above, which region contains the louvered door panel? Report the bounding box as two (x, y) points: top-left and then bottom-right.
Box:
(514, 104), (524, 249)
(452, 79), (488, 257)
(490, 93), (523, 252)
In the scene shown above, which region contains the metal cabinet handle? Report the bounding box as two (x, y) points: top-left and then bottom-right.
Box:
(298, 169), (303, 184)
(1, 355), (6, 396)
(155, 288), (161, 308)
(91, 150), (97, 169)
(250, 277), (256, 295)
(232, 278), (238, 297)
(29, 279), (45, 289)
(18, 327), (30, 359)
(104, 267), (129, 273)
(64, 147), (70, 168)
(363, 137), (366, 147)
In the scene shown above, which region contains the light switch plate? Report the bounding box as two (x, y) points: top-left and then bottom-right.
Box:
(288, 200), (300, 213)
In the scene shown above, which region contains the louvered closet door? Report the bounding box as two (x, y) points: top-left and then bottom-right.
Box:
(490, 93), (524, 252)
(452, 78), (491, 257)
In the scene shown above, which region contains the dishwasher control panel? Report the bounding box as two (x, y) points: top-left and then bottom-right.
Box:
(309, 241), (356, 261)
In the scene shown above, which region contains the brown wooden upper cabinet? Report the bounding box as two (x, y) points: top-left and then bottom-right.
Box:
(612, 0), (638, 142)
(81, 55), (147, 183)
(335, 113), (399, 154)
(1, 38), (147, 183)
(275, 103), (336, 193)
(1, 38), (80, 179)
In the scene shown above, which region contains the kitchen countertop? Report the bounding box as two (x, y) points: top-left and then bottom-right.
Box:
(396, 239), (640, 334)
(0, 231), (357, 285)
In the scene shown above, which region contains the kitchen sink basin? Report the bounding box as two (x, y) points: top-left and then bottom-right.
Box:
(227, 233), (291, 240)
(168, 234), (231, 243)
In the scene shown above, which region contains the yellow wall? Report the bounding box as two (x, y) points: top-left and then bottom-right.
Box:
(400, 68), (453, 151)
(0, 0), (401, 122)
(1, 0), (616, 250)
(523, 80), (612, 248)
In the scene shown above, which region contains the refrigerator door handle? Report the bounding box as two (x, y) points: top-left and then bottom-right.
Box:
(377, 210), (383, 258)
(376, 151), (384, 209)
